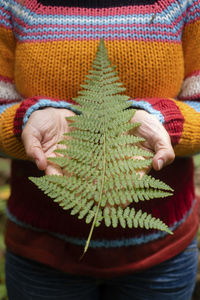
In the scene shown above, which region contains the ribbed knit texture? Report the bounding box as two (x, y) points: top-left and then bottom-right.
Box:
(37, 0), (159, 7)
(0, 0), (200, 276)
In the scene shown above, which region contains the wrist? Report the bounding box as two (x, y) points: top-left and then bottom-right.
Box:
(14, 97), (78, 137)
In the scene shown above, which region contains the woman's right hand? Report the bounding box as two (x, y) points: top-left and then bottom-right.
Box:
(21, 107), (75, 175)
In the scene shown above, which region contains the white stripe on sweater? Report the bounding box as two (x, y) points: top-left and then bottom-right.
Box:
(0, 80), (22, 100)
(179, 74), (200, 98)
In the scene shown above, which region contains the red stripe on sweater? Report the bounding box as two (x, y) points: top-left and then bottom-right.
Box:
(184, 70), (200, 79)
(133, 98), (184, 145)
(0, 75), (13, 83)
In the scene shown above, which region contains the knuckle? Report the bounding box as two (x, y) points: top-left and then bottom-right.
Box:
(170, 152), (175, 162)
(21, 128), (27, 141)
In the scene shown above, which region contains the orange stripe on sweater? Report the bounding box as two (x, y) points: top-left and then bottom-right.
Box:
(174, 100), (200, 156)
(0, 104), (27, 159)
(14, 40), (184, 100)
(0, 27), (16, 79)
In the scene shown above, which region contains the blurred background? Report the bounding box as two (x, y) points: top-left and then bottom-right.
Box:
(0, 156), (200, 299)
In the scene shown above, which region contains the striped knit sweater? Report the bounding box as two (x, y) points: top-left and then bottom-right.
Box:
(0, 0), (200, 277)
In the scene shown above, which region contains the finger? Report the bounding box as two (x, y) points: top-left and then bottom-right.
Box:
(22, 130), (47, 170)
(32, 146), (47, 170)
(152, 144), (175, 171)
(131, 155), (151, 175)
(45, 163), (63, 176)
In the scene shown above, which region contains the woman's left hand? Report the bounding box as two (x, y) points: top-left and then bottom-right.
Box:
(130, 109), (175, 171)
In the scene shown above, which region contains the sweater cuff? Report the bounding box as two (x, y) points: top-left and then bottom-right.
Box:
(14, 96), (79, 136)
(128, 98), (184, 146)
(0, 103), (28, 160)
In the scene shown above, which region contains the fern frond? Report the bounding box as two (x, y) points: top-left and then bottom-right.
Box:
(105, 207), (173, 234)
(108, 135), (145, 146)
(47, 157), (67, 168)
(30, 39), (174, 255)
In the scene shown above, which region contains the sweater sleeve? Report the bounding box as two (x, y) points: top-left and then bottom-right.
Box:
(0, 0), (76, 160)
(130, 0), (200, 157)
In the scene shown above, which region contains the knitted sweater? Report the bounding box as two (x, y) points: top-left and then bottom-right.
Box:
(0, 0), (200, 277)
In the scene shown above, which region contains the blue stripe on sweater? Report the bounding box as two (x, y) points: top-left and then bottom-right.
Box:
(128, 100), (165, 124)
(7, 0), (188, 26)
(14, 32), (182, 42)
(6, 201), (195, 248)
(0, 103), (18, 115)
(22, 99), (80, 130)
(12, 22), (184, 35)
(184, 101), (200, 112)
(0, 18), (11, 28)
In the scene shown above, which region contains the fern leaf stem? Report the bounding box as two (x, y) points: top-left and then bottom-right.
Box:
(82, 118), (106, 257)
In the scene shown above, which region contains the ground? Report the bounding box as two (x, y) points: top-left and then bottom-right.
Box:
(0, 157), (200, 299)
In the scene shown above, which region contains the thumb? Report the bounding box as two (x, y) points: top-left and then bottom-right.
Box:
(22, 129), (47, 170)
(152, 143), (175, 171)
(31, 142), (47, 171)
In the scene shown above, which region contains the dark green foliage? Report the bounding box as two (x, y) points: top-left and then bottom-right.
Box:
(29, 40), (173, 255)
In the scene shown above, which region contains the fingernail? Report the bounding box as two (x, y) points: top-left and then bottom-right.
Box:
(157, 159), (163, 170)
(35, 159), (40, 168)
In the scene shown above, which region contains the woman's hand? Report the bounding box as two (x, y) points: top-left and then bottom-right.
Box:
(130, 110), (175, 171)
(21, 107), (75, 175)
